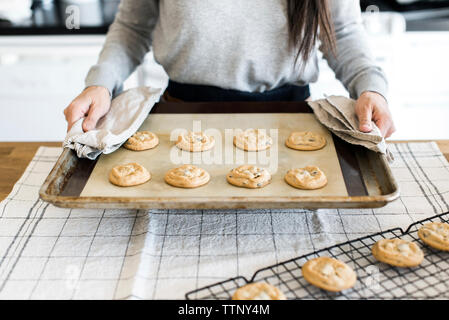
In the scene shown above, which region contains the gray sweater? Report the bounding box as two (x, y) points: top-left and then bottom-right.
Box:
(86, 0), (388, 99)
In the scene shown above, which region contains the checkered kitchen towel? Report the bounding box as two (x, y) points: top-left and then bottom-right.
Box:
(0, 143), (448, 299)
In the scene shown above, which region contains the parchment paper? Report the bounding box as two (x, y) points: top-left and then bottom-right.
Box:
(80, 114), (348, 198)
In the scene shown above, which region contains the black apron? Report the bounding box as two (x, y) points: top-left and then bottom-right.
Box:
(166, 80), (310, 102)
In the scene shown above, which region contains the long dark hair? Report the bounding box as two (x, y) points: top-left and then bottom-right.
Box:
(287, 0), (336, 63)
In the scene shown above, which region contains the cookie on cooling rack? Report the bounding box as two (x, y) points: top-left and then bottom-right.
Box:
(302, 257), (357, 292)
(232, 282), (286, 300)
(418, 222), (449, 251)
(372, 238), (424, 267)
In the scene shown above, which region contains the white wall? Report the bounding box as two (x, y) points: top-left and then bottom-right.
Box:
(0, 36), (104, 141)
(310, 31), (449, 140)
(0, 35), (168, 141)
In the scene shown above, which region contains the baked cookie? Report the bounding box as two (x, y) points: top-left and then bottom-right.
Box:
(234, 129), (273, 152)
(232, 282), (286, 300)
(302, 257), (357, 292)
(226, 165), (271, 189)
(285, 131), (326, 151)
(176, 131), (215, 152)
(372, 239), (424, 267)
(109, 163), (151, 187)
(164, 165), (210, 188)
(418, 222), (449, 251)
(285, 166), (327, 190)
(123, 131), (159, 151)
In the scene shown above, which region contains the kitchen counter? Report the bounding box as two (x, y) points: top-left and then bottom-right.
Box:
(1, 140), (449, 202)
(0, 142), (60, 200)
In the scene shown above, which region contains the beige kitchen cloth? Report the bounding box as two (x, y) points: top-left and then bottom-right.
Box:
(308, 95), (394, 162)
(63, 86), (163, 160)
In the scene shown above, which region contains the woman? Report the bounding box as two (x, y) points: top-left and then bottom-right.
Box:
(64, 0), (395, 137)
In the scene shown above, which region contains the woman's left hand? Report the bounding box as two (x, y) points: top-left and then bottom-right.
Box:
(355, 91), (396, 138)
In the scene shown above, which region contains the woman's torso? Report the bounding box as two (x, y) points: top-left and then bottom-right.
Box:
(151, 0), (320, 93)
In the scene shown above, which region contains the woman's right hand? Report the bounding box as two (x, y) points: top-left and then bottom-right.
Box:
(64, 86), (111, 132)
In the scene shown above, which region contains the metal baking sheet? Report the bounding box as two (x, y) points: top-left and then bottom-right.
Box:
(39, 101), (400, 209)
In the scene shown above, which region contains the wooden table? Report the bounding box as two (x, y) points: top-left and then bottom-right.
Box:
(0, 141), (448, 202)
(0, 142), (60, 201)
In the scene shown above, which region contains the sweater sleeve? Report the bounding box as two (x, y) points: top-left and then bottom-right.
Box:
(322, 0), (388, 100)
(85, 0), (159, 96)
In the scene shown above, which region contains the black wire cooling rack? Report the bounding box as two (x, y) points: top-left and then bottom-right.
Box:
(185, 212), (449, 300)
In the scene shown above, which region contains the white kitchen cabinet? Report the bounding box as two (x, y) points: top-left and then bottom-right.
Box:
(0, 35), (167, 141)
(311, 31), (449, 140)
(389, 32), (449, 140)
(0, 36), (103, 141)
